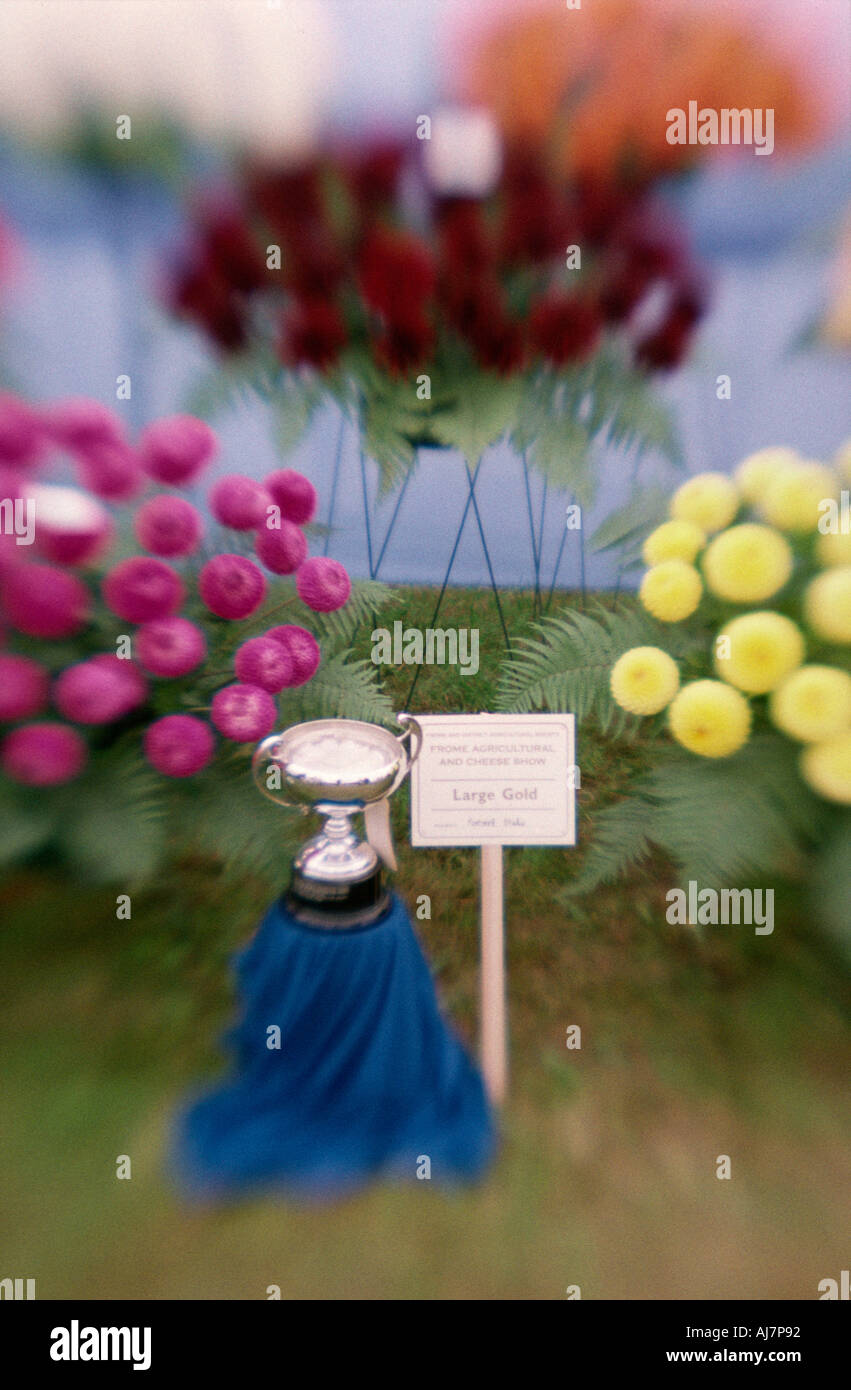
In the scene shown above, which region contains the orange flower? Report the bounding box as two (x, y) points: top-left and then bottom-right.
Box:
(461, 0), (822, 184)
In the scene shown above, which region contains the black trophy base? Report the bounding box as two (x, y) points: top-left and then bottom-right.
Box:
(285, 863), (390, 929)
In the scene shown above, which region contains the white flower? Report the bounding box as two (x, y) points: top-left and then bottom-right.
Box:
(26, 483), (109, 535)
(0, 0), (338, 158)
(423, 105), (502, 198)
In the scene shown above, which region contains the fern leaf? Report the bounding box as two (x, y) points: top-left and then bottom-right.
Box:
(644, 738), (827, 887)
(307, 653), (397, 726)
(496, 601), (688, 735)
(561, 795), (655, 896)
(526, 417), (595, 501)
(310, 579), (396, 649)
(183, 353), (280, 421)
(589, 485), (670, 553)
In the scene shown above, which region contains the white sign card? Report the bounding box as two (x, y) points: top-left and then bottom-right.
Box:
(408, 712), (577, 1106)
(410, 713), (577, 848)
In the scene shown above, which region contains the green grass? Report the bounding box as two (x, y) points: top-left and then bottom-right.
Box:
(1, 586), (849, 1299)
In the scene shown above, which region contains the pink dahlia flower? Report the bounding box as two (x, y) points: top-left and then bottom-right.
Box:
(266, 624), (321, 686)
(103, 557), (184, 624)
(139, 415), (217, 485)
(1, 721), (87, 785)
(0, 393), (45, 470)
(210, 682), (277, 741)
(255, 518), (308, 575)
(0, 653), (49, 720)
(42, 398), (125, 453)
(134, 494), (203, 557)
(144, 714), (214, 777)
(54, 654), (147, 725)
(234, 635), (295, 693)
(199, 553), (266, 619)
(136, 616), (207, 677)
(264, 468), (318, 525)
(2, 562), (90, 638)
(76, 441), (143, 501)
(295, 556), (351, 612)
(209, 474), (271, 530)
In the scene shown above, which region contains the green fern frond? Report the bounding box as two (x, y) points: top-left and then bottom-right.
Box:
(184, 773), (302, 888)
(561, 795), (656, 896)
(525, 417), (595, 502)
(644, 738), (828, 888)
(54, 749), (169, 884)
(589, 485), (670, 554)
(510, 349), (681, 503)
(495, 601), (688, 735)
(310, 579), (396, 649)
(183, 353), (282, 421)
(271, 377), (324, 454)
(599, 376), (682, 465)
(306, 653), (397, 727)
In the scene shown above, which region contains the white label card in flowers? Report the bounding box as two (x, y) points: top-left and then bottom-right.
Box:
(410, 713), (577, 848)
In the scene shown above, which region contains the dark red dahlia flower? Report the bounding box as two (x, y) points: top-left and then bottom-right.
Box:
(438, 272), (501, 340)
(667, 275), (709, 330)
(285, 226), (346, 298)
(613, 202), (685, 280)
(633, 314), (692, 372)
(358, 227), (436, 319)
(248, 162), (325, 238)
(280, 298), (347, 370)
(436, 199), (494, 275)
(169, 262), (247, 352)
(501, 186), (571, 264)
(202, 209), (267, 294)
(347, 140), (405, 212)
(470, 307), (525, 376)
(598, 261), (652, 324)
(373, 310), (435, 377)
(529, 293), (602, 366)
(572, 176), (636, 247)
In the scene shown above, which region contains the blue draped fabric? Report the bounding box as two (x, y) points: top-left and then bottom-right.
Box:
(172, 893), (496, 1200)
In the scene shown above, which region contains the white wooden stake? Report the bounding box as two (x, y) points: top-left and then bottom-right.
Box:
(480, 843), (507, 1104)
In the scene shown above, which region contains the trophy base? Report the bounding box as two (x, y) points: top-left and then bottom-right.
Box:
(285, 863), (390, 929)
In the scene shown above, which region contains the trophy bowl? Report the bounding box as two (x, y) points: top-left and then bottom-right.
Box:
(253, 715), (422, 927)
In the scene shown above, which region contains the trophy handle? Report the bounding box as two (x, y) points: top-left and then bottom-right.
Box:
(387, 713), (423, 796)
(252, 733), (301, 808)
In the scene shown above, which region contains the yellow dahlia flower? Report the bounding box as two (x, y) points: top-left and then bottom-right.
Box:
(702, 523), (793, 603)
(639, 560), (702, 622)
(804, 566), (851, 644)
(800, 730), (851, 804)
(642, 519), (706, 566)
(770, 665), (851, 743)
(610, 646), (680, 715)
(670, 472), (739, 533)
(734, 447), (799, 505)
(714, 611), (805, 694)
(815, 526), (851, 568)
(668, 679), (751, 758)
(757, 460), (838, 533)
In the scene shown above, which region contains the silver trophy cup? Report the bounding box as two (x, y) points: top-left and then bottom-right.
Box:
(253, 714), (422, 926)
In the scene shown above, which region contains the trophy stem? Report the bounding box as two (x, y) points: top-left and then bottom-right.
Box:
(321, 809), (356, 840)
